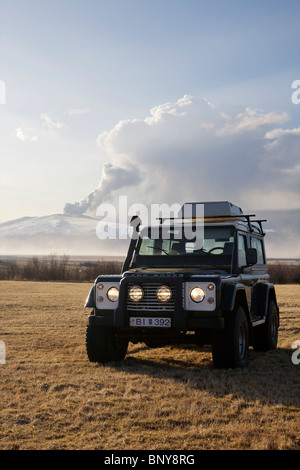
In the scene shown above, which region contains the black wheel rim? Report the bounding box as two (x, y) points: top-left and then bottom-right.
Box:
(239, 323), (247, 360)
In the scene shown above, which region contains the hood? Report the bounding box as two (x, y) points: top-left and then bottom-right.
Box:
(124, 267), (230, 276)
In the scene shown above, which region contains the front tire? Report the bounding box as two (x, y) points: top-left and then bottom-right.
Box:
(212, 306), (249, 368)
(86, 324), (128, 363)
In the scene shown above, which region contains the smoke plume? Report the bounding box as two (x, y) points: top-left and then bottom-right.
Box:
(63, 95), (300, 216)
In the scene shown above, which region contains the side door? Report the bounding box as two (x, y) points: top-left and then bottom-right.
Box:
(248, 234), (269, 319)
(250, 236), (267, 271)
(237, 231), (252, 313)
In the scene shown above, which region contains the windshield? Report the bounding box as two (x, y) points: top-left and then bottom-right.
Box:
(134, 225), (235, 270)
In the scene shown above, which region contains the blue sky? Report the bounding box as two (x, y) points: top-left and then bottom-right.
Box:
(0, 0), (300, 222)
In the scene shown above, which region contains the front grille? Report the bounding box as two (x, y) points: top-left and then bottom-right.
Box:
(127, 283), (175, 312)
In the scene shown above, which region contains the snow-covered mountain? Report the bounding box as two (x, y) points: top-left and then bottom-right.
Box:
(0, 209), (299, 258)
(0, 213), (129, 256)
(0, 214), (98, 237)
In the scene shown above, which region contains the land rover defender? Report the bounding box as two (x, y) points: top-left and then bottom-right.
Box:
(84, 201), (279, 368)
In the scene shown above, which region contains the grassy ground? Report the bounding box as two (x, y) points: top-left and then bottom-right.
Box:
(0, 281), (299, 450)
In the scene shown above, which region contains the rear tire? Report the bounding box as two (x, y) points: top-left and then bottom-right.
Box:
(86, 324), (128, 363)
(253, 300), (278, 351)
(212, 306), (249, 368)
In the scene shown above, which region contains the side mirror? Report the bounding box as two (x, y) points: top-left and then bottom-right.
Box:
(246, 248), (257, 266)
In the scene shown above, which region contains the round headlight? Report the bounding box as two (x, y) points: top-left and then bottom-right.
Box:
(190, 286), (205, 303)
(156, 285), (172, 302)
(107, 286), (119, 302)
(129, 285), (144, 302)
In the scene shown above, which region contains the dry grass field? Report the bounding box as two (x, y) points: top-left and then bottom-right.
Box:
(0, 280), (299, 450)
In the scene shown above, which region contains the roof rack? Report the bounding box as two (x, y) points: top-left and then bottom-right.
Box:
(157, 214), (267, 235)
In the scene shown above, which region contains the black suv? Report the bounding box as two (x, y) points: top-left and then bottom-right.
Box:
(85, 201), (279, 368)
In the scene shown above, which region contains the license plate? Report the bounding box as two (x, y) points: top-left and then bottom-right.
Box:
(129, 317), (171, 328)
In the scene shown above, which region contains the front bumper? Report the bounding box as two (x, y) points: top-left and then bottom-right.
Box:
(88, 313), (224, 330)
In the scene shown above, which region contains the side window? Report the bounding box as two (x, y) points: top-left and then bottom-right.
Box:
(251, 237), (265, 264)
(238, 233), (247, 266)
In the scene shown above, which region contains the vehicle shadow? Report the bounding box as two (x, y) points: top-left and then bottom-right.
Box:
(108, 344), (300, 408)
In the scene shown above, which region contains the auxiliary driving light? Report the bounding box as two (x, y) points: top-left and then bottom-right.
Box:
(190, 286), (205, 303)
(107, 286), (119, 302)
(129, 285), (144, 302)
(156, 285), (172, 302)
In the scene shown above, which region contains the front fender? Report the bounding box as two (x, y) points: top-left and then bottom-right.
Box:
(220, 283), (247, 312)
(84, 285), (96, 308)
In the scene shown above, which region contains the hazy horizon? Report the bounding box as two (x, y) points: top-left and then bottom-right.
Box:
(0, 206), (299, 259)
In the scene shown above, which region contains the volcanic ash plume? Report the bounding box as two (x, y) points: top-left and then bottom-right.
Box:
(63, 95), (300, 217)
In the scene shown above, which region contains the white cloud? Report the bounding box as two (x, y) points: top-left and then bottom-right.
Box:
(40, 113), (66, 135)
(265, 126), (300, 139)
(264, 126), (300, 148)
(15, 127), (38, 142)
(64, 95), (300, 216)
(15, 113), (67, 142)
(216, 108), (289, 136)
(280, 164), (300, 174)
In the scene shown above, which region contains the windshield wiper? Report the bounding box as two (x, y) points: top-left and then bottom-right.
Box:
(146, 246), (170, 255)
